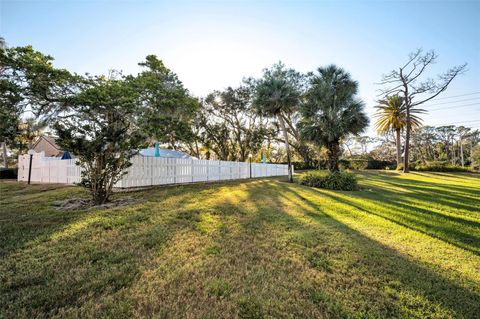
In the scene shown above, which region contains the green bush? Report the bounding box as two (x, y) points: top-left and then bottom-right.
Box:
(339, 158), (368, 170)
(340, 157), (395, 170)
(300, 171), (358, 191)
(367, 159), (396, 170)
(0, 168), (17, 179)
(411, 161), (471, 172)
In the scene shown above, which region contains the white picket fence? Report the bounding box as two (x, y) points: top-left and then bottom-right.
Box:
(17, 152), (290, 188)
(17, 153), (82, 184)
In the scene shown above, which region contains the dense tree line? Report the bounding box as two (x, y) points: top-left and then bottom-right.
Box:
(368, 125), (480, 168)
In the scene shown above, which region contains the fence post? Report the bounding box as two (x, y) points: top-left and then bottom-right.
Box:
(27, 152), (33, 184)
(173, 158), (177, 184)
(191, 158), (194, 183)
(28, 150), (35, 184)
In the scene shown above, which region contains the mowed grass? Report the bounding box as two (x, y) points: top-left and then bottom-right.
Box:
(0, 171), (479, 319)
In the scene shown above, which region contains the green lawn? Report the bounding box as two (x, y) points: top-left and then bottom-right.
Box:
(1, 171), (479, 318)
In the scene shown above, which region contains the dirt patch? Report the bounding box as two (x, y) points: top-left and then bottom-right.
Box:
(53, 197), (138, 211)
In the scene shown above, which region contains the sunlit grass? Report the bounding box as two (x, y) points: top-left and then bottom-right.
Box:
(0, 171), (479, 318)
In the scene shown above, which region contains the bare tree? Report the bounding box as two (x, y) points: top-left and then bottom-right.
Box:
(378, 49), (466, 172)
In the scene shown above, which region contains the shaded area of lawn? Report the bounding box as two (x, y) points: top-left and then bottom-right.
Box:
(0, 171), (479, 318)
(322, 171), (480, 255)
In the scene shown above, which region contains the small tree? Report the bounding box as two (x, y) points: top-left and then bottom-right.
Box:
(374, 95), (424, 169)
(1, 45), (76, 164)
(0, 79), (21, 167)
(378, 49), (466, 172)
(299, 65), (369, 172)
(472, 145), (480, 170)
(435, 125), (456, 162)
(54, 76), (146, 205)
(200, 86), (271, 161)
(252, 63), (303, 182)
(134, 55), (199, 150)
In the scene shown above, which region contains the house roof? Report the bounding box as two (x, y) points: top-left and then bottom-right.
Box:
(139, 147), (192, 159)
(34, 136), (61, 150)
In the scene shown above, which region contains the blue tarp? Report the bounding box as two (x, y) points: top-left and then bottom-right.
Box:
(61, 151), (72, 160)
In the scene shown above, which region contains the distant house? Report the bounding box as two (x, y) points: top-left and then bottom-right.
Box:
(139, 147), (193, 159)
(32, 136), (64, 157)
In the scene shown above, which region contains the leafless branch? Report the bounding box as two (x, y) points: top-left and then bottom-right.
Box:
(411, 63), (467, 106)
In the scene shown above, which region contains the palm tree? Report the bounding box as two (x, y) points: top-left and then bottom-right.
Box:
(299, 65), (369, 172)
(373, 95), (424, 169)
(252, 63), (302, 182)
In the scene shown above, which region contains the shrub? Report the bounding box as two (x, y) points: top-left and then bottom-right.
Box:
(367, 159), (396, 170)
(289, 161), (317, 170)
(281, 161), (327, 171)
(339, 158), (368, 170)
(340, 156), (395, 170)
(412, 161), (471, 172)
(0, 168), (17, 179)
(300, 171), (358, 191)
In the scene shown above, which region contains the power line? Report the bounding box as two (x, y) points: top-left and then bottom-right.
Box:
(422, 97), (480, 107)
(427, 103), (480, 111)
(426, 91), (480, 101)
(429, 119), (480, 126)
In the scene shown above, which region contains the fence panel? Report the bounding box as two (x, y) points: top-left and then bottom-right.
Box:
(18, 153), (290, 187)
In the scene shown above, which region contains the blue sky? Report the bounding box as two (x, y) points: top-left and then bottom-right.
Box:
(2, 0), (479, 134)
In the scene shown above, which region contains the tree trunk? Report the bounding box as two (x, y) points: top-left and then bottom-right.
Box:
(2, 142), (8, 168)
(471, 140), (474, 170)
(278, 115), (293, 182)
(395, 128), (401, 170)
(402, 70), (410, 173)
(92, 187), (108, 205)
(451, 136), (455, 165)
(460, 137), (464, 167)
(327, 140), (340, 172)
(403, 107), (411, 173)
(344, 143), (353, 157)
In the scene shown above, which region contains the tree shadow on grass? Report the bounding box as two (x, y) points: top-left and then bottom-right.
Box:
(354, 174), (480, 253)
(2, 178), (479, 318)
(363, 171), (480, 200)
(0, 177), (292, 318)
(319, 189), (479, 255)
(0, 183), (95, 259)
(415, 171), (480, 180)
(0, 181), (227, 317)
(241, 180), (480, 318)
